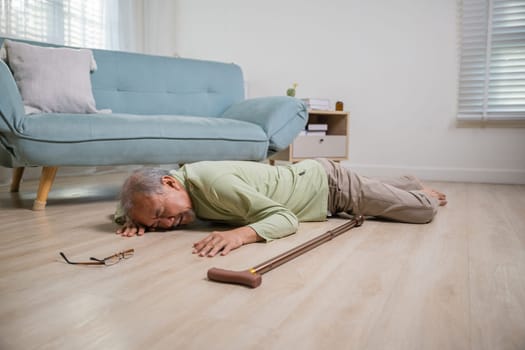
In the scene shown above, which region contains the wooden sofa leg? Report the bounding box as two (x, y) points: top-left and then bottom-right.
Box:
(33, 167), (58, 211)
(10, 167), (25, 192)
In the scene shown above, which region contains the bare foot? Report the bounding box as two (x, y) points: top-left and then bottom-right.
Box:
(422, 187), (448, 206)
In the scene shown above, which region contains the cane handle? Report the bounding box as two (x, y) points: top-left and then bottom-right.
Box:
(207, 267), (262, 288)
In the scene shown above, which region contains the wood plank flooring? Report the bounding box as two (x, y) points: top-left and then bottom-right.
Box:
(0, 171), (524, 350)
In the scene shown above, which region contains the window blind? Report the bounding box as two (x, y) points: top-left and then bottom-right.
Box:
(0, 0), (109, 49)
(458, 0), (525, 121)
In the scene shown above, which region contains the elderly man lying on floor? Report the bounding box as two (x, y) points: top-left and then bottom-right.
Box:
(114, 158), (447, 258)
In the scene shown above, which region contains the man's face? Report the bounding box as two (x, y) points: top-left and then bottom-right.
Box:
(129, 177), (195, 230)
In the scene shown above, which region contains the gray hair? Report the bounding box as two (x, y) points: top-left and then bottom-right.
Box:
(119, 167), (171, 218)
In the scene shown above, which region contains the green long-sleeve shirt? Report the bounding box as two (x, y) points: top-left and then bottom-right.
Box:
(117, 160), (328, 241)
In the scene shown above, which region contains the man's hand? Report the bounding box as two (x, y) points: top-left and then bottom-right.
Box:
(116, 221), (147, 237)
(192, 226), (262, 257)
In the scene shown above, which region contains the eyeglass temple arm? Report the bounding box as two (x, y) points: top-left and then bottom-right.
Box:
(60, 252), (103, 265)
(59, 252), (75, 264)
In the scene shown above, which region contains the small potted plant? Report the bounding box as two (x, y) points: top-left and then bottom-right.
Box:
(286, 83), (298, 97)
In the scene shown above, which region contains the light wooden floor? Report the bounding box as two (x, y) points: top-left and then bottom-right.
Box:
(0, 171), (524, 350)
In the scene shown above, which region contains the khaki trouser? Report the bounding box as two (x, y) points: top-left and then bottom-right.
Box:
(316, 158), (438, 224)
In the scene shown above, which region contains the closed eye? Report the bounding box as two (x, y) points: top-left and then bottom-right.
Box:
(149, 207), (164, 230)
(147, 220), (159, 231)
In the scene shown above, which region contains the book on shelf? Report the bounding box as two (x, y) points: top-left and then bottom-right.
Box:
(307, 123), (328, 131)
(301, 98), (330, 105)
(301, 98), (331, 111)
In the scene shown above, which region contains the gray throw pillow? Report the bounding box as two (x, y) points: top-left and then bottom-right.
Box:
(3, 39), (98, 114)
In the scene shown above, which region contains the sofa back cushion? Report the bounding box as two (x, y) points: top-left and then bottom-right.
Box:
(2, 39), (99, 114)
(91, 49), (245, 117)
(0, 37), (245, 118)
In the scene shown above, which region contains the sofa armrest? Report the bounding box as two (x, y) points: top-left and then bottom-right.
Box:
(220, 96), (308, 153)
(0, 60), (25, 134)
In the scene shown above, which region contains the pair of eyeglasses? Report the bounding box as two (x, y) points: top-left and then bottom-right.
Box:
(59, 249), (134, 266)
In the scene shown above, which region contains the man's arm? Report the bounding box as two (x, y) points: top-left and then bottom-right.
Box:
(192, 226), (263, 257)
(208, 176), (300, 241)
(191, 176), (300, 257)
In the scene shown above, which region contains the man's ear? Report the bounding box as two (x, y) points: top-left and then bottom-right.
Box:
(161, 176), (183, 190)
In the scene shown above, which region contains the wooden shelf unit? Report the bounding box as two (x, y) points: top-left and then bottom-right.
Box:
(271, 110), (349, 163)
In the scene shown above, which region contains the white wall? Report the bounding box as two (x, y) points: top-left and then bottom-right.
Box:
(171, 0), (525, 184)
(2, 0), (523, 187)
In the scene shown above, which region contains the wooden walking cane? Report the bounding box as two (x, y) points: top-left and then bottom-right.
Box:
(207, 215), (364, 288)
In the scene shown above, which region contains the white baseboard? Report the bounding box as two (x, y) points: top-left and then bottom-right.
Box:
(342, 162), (525, 185)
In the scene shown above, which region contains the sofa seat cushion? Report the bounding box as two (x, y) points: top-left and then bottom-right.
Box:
(6, 114), (270, 166)
(17, 113), (267, 143)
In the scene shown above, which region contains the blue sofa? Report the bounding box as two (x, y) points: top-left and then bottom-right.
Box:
(0, 38), (307, 210)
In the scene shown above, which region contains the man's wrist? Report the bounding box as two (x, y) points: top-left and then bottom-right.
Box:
(241, 226), (263, 245)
